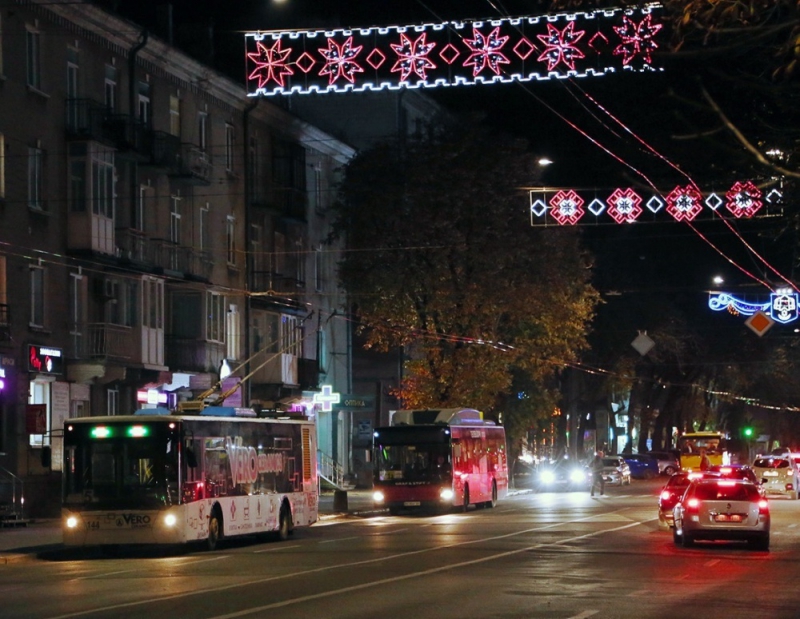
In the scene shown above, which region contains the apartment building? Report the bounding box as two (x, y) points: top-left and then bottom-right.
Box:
(0, 0), (354, 516)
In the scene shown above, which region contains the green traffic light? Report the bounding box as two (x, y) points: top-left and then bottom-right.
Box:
(743, 427), (754, 438)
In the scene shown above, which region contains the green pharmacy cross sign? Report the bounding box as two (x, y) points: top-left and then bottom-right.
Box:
(245, 4), (663, 96)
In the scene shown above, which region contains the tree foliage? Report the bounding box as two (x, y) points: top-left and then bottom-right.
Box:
(331, 116), (599, 436)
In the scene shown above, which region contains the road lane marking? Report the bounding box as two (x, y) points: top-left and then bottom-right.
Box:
(75, 555), (231, 580)
(254, 545), (300, 553)
(45, 513), (650, 619)
(568, 612), (599, 619)
(704, 559), (720, 567)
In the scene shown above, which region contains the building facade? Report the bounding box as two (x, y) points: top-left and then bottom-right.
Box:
(0, 0), (354, 516)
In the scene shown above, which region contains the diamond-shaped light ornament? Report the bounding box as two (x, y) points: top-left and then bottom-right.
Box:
(646, 195), (664, 213)
(705, 192), (723, 211)
(607, 188), (642, 223)
(665, 185), (703, 222)
(549, 189), (584, 225)
(588, 198), (606, 216)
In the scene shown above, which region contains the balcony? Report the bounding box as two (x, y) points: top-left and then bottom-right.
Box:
(165, 336), (225, 374)
(151, 239), (213, 279)
(252, 352), (298, 386)
(251, 270), (305, 295)
(103, 114), (150, 160)
(298, 357), (319, 391)
(65, 98), (107, 141)
(251, 185), (307, 222)
(115, 228), (151, 263)
(83, 323), (134, 361)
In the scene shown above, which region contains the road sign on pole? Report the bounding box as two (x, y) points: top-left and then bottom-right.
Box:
(745, 311), (774, 337)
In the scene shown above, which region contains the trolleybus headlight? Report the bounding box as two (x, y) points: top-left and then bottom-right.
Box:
(439, 488), (454, 501)
(66, 516), (79, 529)
(164, 513), (177, 527)
(372, 491), (385, 503)
(569, 469), (585, 483)
(540, 470), (555, 484)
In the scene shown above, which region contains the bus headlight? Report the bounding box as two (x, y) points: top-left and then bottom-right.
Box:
(540, 470), (555, 484)
(439, 488), (454, 501)
(372, 491), (385, 503)
(164, 513), (177, 527)
(66, 515), (79, 529)
(569, 469), (586, 483)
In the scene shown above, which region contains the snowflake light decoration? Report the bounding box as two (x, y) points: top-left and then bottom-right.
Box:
(665, 185), (703, 222)
(613, 14), (662, 66)
(606, 188), (643, 223)
(319, 37), (364, 85)
(463, 26), (511, 77)
(537, 22), (585, 72)
(549, 190), (585, 225)
(725, 181), (763, 218)
(247, 39), (294, 89)
(390, 32), (437, 82)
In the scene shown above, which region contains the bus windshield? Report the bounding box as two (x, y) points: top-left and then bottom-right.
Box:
(678, 434), (724, 455)
(375, 444), (452, 482)
(63, 422), (179, 510)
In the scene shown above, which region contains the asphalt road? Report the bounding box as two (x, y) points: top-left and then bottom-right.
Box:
(3, 478), (800, 619)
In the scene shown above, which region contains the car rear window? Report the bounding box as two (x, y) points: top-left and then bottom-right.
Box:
(694, 483), (759, 501)
(753, 458), (790, 468)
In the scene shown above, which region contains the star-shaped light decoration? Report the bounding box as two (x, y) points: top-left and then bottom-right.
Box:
(665, 185), (703, 222)
(725, 181), (763, 218)
(607, 188), (643, 223)
(247, 39), (294, 89)
(549, 189), (585, 225)
(390, 32), (436, 82)
(537, 22), (585, 72)
(463, 26), (510, 77)
(612, 14), (662, 66)
(319, 37), (364, 85)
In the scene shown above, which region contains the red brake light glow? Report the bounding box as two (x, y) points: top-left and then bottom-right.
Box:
(660, 490), (671, 501)
(686, 497), (700, 512)
(718, 480), (736, 487)
(720, 467), (732, 474)
(758, 499), (769, 513)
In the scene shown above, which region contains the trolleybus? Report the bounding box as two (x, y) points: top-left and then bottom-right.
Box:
(61, 406), (317, 549)
(372, 408), (508, 514)
(678, 431), (730, 472)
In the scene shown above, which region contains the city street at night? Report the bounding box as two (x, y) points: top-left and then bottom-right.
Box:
(3, 480), (800, 619)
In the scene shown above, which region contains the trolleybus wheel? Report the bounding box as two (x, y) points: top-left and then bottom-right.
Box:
(487, 481), (498, 509)
(461, 486), (470, 512)
(277, 504), (291, 541)
(207, 509), (222, 551)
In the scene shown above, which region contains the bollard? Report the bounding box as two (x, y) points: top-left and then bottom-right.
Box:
(333, 489), (348, 513)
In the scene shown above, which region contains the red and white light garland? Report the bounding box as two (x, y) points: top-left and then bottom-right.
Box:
(531, 183), (780, 225)
(245, 5), (663, 96)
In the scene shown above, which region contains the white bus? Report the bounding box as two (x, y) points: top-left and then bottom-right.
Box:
(62, 406), (318, 550)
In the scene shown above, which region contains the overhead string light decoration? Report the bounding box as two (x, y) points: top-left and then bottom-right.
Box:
(245, 4), (664, 96)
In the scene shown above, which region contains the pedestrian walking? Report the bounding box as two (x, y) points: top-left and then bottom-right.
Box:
(590, 451), (605, 496)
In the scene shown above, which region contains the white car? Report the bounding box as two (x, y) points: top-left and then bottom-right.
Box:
(752, 455), (800, 500)
(601, 457), (631, 485)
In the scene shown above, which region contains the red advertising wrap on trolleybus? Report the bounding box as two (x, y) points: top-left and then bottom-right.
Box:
(371, 408), (508, 513)
(61, 406), (317, 549)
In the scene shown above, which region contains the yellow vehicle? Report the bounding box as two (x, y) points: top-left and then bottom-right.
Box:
(678, 431), (730, 472)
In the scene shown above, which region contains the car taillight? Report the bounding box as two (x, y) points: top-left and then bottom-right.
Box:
(660, 490), (671, 501)
(758, 499), (769, 514)
(786, 483), (795, 491)
(685, 498), (700, 513)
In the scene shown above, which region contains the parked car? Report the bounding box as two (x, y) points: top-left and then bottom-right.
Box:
(618, 453), (659, 479)
(658, 472), (692, 528)
(672, 477), (770, 550)
(751, 455), (800, 500)
(648, 451), (680, 476)
(536, 459), (589, 492)
(601, 457), (631, 486)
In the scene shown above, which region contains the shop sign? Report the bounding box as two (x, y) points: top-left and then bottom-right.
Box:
(28, 345), (64, 374)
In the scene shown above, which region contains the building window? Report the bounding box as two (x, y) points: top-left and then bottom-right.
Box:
(26, 27), (40, 89)
(198, 112), (208, 152)
(68, 142), (114, 217)
(226, 216), (236, 265)
(30, 265), (44, 327)
(28, 145), (43, 209)
(315, 245), (324, 292)
(0, 133), (5, 200)
(248, 137), (259, 201)
(169, 95), (181, 137)
(250, 224), (263, 277)
(28, 380), (51, 447)
(69, 271), (84, 355)
(138, 81), (151, 124)
(200, 204), (209, 253)
(311, 164), (323, 215)
(137, 184), (151, 231)
(170, 194), (182, 245)
(225, 124), (234, 171)
(206, 292), (225, 342)
(226, 303), (241, 360)
(107, 388), (119, 416)
(104, 64), (117, 111)
(143, 277), (162, 330)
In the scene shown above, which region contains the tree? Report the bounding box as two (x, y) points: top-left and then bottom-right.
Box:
(331, 115), (599, 450)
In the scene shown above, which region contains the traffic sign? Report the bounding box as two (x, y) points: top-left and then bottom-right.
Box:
(745, 310), (774, 337)
(631, 331), (655, 356)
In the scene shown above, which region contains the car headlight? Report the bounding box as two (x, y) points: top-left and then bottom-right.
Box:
(569, 469), (585, 483)
(541, 470), (555, 483)
(372, 490), (385, 503)
(440, 488), (454, 501)
(66, 515), (79, 529)
(164, 513), (177, 527)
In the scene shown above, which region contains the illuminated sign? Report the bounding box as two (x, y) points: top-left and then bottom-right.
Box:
(0, 367), (5, 391)
(245, 5), (663, 96)
(313, 385), (341, 412)
(28, 345), (64, 374)
(709, 289), (799, 325)
(137, 389), (168, 404)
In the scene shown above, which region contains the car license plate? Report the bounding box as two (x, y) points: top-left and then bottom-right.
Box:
(715, 514), (743, 522)
(764, 471), (778, 477)
(404, 501), (421, 507)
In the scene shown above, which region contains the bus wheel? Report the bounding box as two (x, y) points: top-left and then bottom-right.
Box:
(487, 481), (498, 509)
(207, 509), (222, 551)
(276, 504), (291, 541)
(461, 486), (470, 512)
